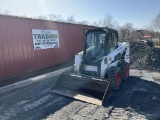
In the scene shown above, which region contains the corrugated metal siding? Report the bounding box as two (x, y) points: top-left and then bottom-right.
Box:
(0, 15), (93, 81)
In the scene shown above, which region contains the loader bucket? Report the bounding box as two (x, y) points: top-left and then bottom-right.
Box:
(51, 72), (113, 106)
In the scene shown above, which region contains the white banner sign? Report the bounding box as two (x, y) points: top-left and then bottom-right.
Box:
(32, 29), (59, 50)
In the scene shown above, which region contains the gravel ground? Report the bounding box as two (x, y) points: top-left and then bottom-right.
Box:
(0, 69), (160, 120)
(130, 42), (160, 72)
(46, 70), (160, 120)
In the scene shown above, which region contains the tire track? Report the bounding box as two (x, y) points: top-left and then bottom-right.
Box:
(23, 94), (52, 112)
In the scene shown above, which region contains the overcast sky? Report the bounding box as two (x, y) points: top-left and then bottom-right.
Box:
(0, 0), (160, 28)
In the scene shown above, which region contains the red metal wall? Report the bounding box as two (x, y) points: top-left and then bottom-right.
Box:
(0, 15), (92, 81)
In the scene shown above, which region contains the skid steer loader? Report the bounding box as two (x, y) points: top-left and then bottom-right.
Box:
(51, 27), (130, 106)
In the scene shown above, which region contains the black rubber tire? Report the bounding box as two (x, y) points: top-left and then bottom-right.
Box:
(121, 62), (130, 81)
(107, 66), (121, 90)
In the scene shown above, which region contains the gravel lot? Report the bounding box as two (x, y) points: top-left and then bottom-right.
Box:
(0, 69), (160, 120)
(0, 42), (160, 120)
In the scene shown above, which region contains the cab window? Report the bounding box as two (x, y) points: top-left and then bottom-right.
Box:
(108, 32), (118, 53)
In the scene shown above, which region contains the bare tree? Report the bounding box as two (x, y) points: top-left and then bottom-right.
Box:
(3, 10), (11, 15)
(0, 10), (11, 15)
(151, 11), (160, 32)
(150, 11), (160, 43)
(48, 14), (57, 21)
(67, 15), (76, 23)
(98, 14), (113, 27)
(125, 23), (134, 36)
(94, 13), (119, 29)
(113, 21), (120, 29)
(98, 14), (117, 28)
(21, 14), (27, 18)
(56, 15), (65, 22)
(77, 21), (89, 25)
(90, 21), (99, 27)
(37, 15), (48, 20)
(119, 23), (134, 40)
(119, 27), (128, 40)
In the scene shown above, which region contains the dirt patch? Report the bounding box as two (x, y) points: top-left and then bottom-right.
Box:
(105, 72), (160, 120)
(130, 42), (160, 72)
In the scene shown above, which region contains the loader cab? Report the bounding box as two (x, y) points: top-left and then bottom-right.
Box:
(81, 27), (119, 76)
(83, 27), (118, 62)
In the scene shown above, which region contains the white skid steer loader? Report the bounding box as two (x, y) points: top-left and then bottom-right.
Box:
(51, 27), (130, 106)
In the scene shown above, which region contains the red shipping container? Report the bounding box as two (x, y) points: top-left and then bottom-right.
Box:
(0, 15), (93, 81)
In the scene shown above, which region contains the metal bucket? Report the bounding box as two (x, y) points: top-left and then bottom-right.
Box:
(51, 72), (113, 106)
